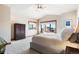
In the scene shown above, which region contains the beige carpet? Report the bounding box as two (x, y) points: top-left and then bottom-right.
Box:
(5, 37), (39, 54)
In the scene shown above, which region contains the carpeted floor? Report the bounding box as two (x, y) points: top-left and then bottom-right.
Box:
(5, 37), (39, 54)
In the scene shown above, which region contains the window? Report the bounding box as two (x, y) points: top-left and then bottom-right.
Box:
(28, 21), (36, 30)
(40, 20), (57, 33)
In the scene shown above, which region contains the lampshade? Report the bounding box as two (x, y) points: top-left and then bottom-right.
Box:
(68, 20), (79, 43)
(76, 21), (79, 32)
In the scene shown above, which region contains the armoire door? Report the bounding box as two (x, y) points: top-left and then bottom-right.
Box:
(14, 23), (25, 40)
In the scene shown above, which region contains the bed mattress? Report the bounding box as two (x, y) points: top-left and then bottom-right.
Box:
(32, 34), (66, 53)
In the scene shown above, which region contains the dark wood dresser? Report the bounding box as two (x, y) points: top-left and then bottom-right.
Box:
(66, 33), (79, 54)
(65, 46), (79, 54)
(14, 23), (25, 40)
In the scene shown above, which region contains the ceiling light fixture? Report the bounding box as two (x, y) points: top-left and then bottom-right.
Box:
(36, 4), (45, 9)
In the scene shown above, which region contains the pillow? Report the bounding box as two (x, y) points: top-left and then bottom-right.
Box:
(61, 28), (74, 41)
(43, 32), (56, 36)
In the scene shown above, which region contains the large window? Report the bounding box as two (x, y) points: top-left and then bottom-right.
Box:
(40, 20), (57, 33)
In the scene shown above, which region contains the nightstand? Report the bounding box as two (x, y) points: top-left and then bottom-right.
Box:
(68, 33), (79, 48)
(65, 46), (79, 54)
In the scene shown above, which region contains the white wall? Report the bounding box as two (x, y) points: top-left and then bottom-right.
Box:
(0, 5), (11, 43)
(77, 8), (79, 21)
(77, 8), (79, 18)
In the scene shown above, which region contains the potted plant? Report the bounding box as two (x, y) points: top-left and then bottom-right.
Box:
(0, 37), (7, 54)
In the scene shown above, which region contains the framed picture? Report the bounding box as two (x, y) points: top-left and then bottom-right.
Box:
(66, 19), (72, 27)
(66, 20), (70, 26)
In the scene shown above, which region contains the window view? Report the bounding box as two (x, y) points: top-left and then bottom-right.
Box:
(28, 22), (36, 30)
(40, 20), (56, 33)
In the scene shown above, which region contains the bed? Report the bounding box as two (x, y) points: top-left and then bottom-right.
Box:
(30, 28), (75, 54)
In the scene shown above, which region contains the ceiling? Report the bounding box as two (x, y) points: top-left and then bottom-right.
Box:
(7, 4), (79, 19)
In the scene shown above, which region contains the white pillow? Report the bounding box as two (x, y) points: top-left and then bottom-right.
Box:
(61, 28), (74, 40)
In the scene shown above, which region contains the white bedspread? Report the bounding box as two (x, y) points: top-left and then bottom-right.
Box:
(36, 32), (62, 40)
